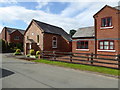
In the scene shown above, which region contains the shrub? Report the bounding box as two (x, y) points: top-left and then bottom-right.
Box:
(16, 49), (21, 53)
(30, 49), (35, 55)
(35, 55), (38, 58)
(26, 54), (30, 57)
(14, 49), (22, 55)
(13, 49), (22, 55)
(36, 51), (40, 55)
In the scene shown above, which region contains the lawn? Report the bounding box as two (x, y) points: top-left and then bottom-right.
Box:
(33, 59), (119, 76)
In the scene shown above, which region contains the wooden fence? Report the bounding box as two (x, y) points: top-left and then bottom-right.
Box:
(39, 51), (120, 69)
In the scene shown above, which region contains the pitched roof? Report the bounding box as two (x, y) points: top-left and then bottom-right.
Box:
(72, 26), (95, 38)
(5, 27), (25, 35)
(33, 19), (72, 41)
(93, 5), (120, 17)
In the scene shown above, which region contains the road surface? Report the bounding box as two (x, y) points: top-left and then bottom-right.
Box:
(1, 54), (118, 88)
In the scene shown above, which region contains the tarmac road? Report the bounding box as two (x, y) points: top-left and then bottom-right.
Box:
(1, 54), (118, 88)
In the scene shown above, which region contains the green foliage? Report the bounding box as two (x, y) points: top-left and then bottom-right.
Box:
(26, 54), (30, 57)
(35, 55), (38, 58)
(0, 39), (23, 53)
(69, 29), (76, 37)
(30, 49), (35, 55)
(36, 51), (40, 55)
(14, 52), (22, 55)
(34, 59), (119, 76)
(0, 39), (9, 52)
(13, 49), (22, 55)
(16, 49), (21, 53)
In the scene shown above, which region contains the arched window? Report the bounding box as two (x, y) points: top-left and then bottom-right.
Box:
(52, 36), (57, 48)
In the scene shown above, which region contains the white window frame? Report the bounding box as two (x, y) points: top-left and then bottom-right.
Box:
(29, 43), (31, 49)
(52, 36), (57, 48)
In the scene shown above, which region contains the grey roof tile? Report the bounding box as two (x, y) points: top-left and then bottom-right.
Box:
(5, 27), (25, 35)
(73, 26), (95, 38)
(33, 19), (72, 41)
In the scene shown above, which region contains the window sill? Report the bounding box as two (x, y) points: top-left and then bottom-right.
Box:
(52, 47), (57, 49)
(76, 49), (89, 51)
(97, 50), (116, 52)
(100, 26), (113, 29)
(37, 43), (39, 45)
(14, 39), (19, 40)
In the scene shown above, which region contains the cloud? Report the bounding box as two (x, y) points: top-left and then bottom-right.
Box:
(0, 5), (79, 32)
(0, 0), (18, 4)
(60, 1), (118, 28)
(0, 1), (119, 33)
(0, 25), (3, 32)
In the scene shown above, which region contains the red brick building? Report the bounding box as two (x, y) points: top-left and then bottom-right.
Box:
(0, 27), (25, 44)
(72, 26), (95, 54)
(72, 5), (120, 56)
(24, 19), (72, 55)
(94, 5), (120, 55)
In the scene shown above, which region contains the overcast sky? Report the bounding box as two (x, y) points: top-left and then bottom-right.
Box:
(0, 0), (119, 33)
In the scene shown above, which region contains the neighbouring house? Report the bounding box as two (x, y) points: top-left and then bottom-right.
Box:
(24, 19), (72, 55)
(0, 27), (25, 52)
(0, 27), (25, 44)
(72, 26), (95, 54)
(94, 5), (120, 55)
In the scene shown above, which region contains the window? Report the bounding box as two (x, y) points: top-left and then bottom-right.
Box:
(101, 17), (112, 27)
(99, 40), (114, 50)
(29, 44), (31, 49)
(37, 35), (39, 43)
(77, 41), (88, 49)
(32, 32), (34, 35)
(14, 36), (20, 40)
(52, 37), (57, 48)
(27, 36), (29, 40)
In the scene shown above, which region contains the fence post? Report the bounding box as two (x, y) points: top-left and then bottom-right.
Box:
(41, 51), (44, 59)
(53, 51), (56, 60)
(70, 52), (72, 62)
(118, 54), (120, 70)
(91, 53), (94, 65)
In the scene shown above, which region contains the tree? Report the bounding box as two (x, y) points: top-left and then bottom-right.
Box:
(69, 29), (76, 37)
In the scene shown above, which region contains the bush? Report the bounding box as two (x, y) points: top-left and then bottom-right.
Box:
(26, 54), (30, 57)
(13, 49), (22, 55)
(35, 55), (38, 58)
(14, 52), (22, 55)
(30, 49), (35, 55)
(36, 51), (40, 55)
(16, 49), (21, 53)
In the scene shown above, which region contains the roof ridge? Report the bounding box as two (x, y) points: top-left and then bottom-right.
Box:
(33, 19), (63, 29)
(5, 26), (24, 31)
(78, 26), (94, 29)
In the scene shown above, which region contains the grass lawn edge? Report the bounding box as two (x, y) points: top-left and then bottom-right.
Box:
(33, 59), (119, 78)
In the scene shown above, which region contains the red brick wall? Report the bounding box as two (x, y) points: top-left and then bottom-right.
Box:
(24, 20), (71, 55)
(43, 33), (71, 52)
(118, 9), (120, 55)
(9, 30), (24, 43)
(1, 28), (6, 41)
(94, 6), (119, 55)
(24, 21), (43, 55)
(72, 38), (95, 54)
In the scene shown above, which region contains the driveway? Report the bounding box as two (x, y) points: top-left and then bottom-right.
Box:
(1, 54), (118, 88)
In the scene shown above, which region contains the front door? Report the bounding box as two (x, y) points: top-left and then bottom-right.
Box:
(26, 43), (31, 55)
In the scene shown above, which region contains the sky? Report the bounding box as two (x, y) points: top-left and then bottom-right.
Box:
(0, 0), (119, 33)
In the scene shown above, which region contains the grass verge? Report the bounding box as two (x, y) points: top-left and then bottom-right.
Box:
(33, 59), (119, 76)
